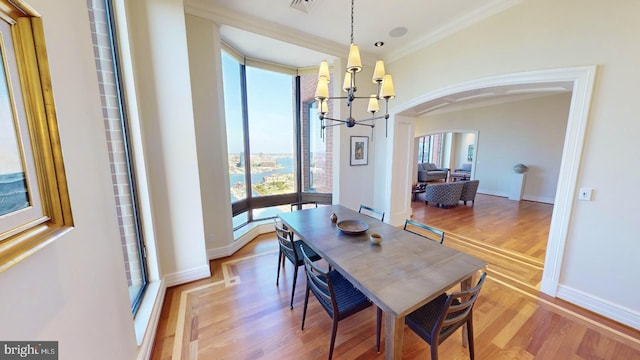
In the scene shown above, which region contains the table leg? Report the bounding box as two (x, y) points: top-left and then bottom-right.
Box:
(384, 312), (404, 359)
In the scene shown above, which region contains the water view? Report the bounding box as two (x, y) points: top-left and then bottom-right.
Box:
(228, 154), (294, 202)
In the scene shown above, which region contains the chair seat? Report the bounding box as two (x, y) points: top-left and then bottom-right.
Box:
(290, 241), (321, 266)
(316, 271), (372, 320)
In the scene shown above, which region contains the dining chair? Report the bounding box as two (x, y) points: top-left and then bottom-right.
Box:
(405, 272), (487, 360)
(358, 204), (385, 222)
(300, 245), (382, 360)
(404, 219), (445, 244)
(290, 200), (318, 211)
(274, 219), (322, 309)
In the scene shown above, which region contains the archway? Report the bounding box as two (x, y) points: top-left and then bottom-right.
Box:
(384, 66), (596, 296)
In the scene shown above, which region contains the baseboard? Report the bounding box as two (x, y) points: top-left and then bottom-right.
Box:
(136, 280), (166, 360)
(164, 265), (211, 288)
(208, 222), (274, 260)
(523, 194), (555, 204)
(479, 189), (555, 204)
(557, 284), (640, 330)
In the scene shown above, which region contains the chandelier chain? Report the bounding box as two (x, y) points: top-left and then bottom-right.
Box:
(350, 0), (354, 44)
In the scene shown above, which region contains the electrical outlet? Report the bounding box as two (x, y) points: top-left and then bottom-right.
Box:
(578, 188), (593, 201)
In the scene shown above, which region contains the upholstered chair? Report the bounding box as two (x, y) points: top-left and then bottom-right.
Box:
(424, 182), (464, 208)
(460, 180), (480, 206)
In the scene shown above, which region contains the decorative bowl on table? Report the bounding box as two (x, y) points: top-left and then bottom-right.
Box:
(336, 220), (369, 235)
(369, 233), (383, 245)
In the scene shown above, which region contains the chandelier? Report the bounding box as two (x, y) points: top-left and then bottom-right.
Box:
(314, 0), (395, 139)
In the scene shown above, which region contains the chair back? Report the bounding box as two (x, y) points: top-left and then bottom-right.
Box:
(291, 201), (318, 211)
(424, 182), (464, 206)
(404, 219), (445, 244)
(460, 180), (480, 201)
(301, 245), (337, 316)
(435, 272), (487, 342)
(359, 205), (385, 222)
(274, 220), (297, 263)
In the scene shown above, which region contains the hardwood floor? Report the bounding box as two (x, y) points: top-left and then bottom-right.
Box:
(150, 195), (640, 359)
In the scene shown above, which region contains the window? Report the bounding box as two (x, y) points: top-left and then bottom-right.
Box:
(245, 66), (296, 199)
(220, 50), (333, 230)
(87, 0), (148, 314)
(301, 73), (333, 194)
(417, 133), (444, 166)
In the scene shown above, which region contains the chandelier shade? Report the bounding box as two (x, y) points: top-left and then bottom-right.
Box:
(314, 0), (395, 139)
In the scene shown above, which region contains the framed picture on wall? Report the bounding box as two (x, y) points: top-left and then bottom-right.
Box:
(350, 136), (368, 166)
(467, 144), (474, 161)
(0, 4), (73, 273)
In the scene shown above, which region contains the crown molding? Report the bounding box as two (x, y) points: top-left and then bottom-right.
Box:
(184, 1), (379, 65)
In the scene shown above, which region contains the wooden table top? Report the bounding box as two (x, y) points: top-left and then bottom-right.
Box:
(279, 204), (487, 317)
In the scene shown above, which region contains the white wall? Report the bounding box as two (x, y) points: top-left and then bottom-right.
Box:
(185, 15), (235, 254)
(127, 0), (210, 283)
(417, 93), (571, 203)
(385, 0), (640, 327)
(0, 1), (138, 358)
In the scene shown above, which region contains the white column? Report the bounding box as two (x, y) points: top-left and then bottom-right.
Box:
(508, 173), (527, 201)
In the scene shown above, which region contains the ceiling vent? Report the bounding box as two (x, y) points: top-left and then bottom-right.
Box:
(290, 0), (319, 14)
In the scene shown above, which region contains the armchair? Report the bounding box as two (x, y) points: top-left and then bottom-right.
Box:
(424, 182), (464, 208)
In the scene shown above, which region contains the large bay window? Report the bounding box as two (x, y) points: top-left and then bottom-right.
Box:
(221, 49), (333, 230)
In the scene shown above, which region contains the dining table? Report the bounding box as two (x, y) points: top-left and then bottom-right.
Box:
(278, 204), (487, 360)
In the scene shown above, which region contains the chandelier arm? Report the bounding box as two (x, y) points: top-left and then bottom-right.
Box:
(323, 122), (345, 128)
(321, 116), (349, 123)
(351, 95), (380, 100)
(355, 115), (387, 123)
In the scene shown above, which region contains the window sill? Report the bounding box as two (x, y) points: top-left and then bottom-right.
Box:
(135, 280), (163, 347)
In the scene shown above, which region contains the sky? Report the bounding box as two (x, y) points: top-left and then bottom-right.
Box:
(222, 52), (295, 155)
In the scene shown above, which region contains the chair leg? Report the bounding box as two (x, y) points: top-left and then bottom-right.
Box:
(276, 251), (282, 286)
(301, 287), (310, 330)
(328, 317), (339, 360)
(467, 317), (475, 360)
(431, 343), (439, 360)
(290, 266), (298, 309)
(376, 307), (382, 353)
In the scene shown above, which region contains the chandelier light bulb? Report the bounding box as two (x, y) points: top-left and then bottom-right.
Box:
(367, 95), (379, 113)
(372, 60), (385, 83)
(315, 77), (329, 100)
(343, 71), (352, 92)
(318, 60), (330, 82)
(346, 44), (362, 73)
(380, 74), (395, 99)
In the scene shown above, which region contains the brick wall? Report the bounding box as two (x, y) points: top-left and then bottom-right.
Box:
(300, 73), (333, 193)
(87, 0), (143, 292)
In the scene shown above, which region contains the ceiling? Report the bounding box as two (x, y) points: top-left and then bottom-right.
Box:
(186, 0), (523, 67)
(184, 0), (574, 115)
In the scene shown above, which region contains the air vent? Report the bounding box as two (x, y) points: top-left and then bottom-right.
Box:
(290, 0), (319, 14)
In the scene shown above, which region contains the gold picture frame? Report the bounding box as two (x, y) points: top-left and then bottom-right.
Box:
(0, 1), (73, 273)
